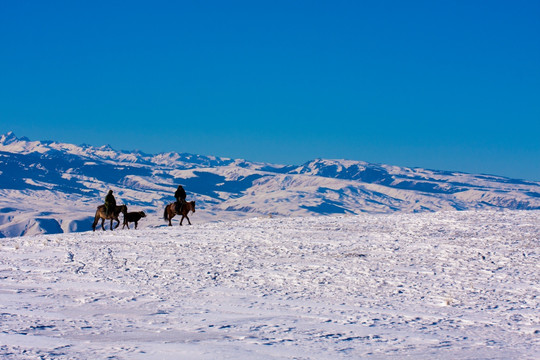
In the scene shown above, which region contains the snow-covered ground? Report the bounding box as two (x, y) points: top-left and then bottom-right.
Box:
(0, 210), (538, 359)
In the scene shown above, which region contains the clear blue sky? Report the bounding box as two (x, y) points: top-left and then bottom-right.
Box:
(1, 1), (539, 180)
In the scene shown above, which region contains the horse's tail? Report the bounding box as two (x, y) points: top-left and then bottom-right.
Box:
(163, 205), (168, 221)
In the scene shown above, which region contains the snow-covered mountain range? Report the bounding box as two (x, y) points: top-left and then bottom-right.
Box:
(1, 131), (539, 237)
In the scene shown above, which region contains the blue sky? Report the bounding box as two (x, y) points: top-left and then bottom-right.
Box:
(1, 1), (539, 180)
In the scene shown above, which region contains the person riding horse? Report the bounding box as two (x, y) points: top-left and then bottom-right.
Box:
(104, 190), (116, 216)
(174, 185), (186, 213)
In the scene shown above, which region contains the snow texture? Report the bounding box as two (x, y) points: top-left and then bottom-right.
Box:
(0, 210), (538, 359)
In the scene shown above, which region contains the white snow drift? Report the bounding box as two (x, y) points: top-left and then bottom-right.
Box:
(0, 210), (538, 359)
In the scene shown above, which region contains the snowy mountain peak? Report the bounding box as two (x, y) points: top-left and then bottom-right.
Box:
(0, 131), (19, 145)
(98, 144), (115, 151)
(291, 158), (390, 184)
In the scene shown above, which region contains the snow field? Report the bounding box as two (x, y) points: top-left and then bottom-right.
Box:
(0, 210), (538, 359)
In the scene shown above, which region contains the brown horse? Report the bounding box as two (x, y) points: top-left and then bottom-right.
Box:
(92, 204), (128, 231)
(163, 201), (196, 226)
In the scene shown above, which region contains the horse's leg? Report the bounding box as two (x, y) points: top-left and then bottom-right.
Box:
(134, 221), (138, 229)
(179, 215), (184, 226)
(101, 218), (106, 231)
(92, 213), (99, 231)
(114, 217), (120, 229)
(168, 210), (173, 226)
(186, 215), (192, 225)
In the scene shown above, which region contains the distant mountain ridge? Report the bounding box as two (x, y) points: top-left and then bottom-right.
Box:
(1, 131), (539, 237)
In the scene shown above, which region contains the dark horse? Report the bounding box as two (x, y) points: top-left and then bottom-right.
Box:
(92, 204), (128, 231)
(163, 201), (196, 226)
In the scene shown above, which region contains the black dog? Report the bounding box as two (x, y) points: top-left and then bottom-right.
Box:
(122, 211), (146, 229)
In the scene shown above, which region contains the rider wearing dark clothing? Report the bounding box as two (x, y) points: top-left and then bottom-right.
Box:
(104, 190), (116, 216)
(174, 185), (186, 213)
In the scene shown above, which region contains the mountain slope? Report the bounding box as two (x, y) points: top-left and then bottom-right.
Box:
(1, 131), (539, 237)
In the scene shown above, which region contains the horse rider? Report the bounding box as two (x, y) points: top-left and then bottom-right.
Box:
(104, 190), (116, 216)
(174, 185), (187, 213)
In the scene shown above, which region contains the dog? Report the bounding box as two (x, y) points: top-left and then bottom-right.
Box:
(122, 211), (146, 229)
